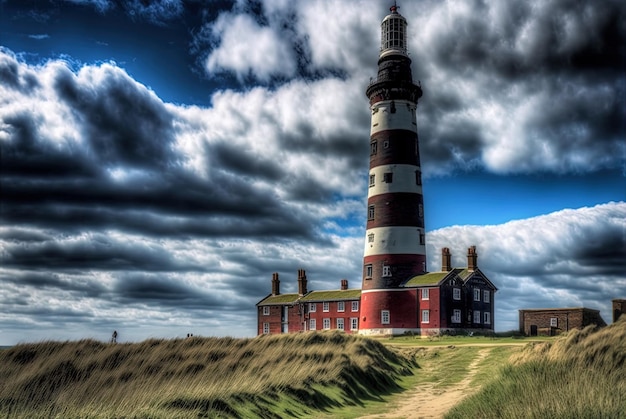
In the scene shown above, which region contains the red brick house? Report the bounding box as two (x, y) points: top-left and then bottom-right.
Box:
(256, 247), (497, 336)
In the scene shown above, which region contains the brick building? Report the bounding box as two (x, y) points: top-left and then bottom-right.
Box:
(518, 307), (607, 336)
(257, 247), (497, 336)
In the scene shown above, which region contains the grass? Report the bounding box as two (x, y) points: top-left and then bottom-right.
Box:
(0, 331), (415, 418)
(446, 317), (626, 419)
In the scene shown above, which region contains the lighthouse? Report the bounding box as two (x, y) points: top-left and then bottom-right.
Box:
(360, 4), (425, 334)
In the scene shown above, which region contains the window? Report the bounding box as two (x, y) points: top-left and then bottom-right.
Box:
(370, 141), (377, 155)
(323, 302), (329, 312)
(418, 204), (423, 218)
(368, 205), (375, 220)
(352, 301), (359, 312)
(484, 312), (491, 325)
(453, 288), (461, 300)
(382, 265), (391, 277)
(263, 306), (270, 315)
(368, 233), (375, 243)
(365, 265), (373, 278)
(383, 140), (389, 149)
(351, 317), (358, 330)
(474, 288), (481, 302)
(452, 309), (461, 323)
(337, 318), (345, 330)
(309, 303), (316, 312)
(263, 323), (270, 334)
(383, 172), (393, 183)
(338, 301), (345, 312)
(419, 232), (425, 245)
(474, 310), (481, 324)
(415, 170), (422, 185)
(421, 288), (429, 300)
(323, 318), (331, 330)
(483, 290), (490, 303)
(310, 319), (316, 331)
(550, 317), (558, 328)
(381, 310), (390, 324)
(422, 310), (430, 323)
(369, 174), (375, 187)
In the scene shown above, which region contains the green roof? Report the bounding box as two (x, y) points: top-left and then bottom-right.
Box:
(403, 272), (450, 286)
(300, 289), (361, 302)
(257, 293), (300, 305)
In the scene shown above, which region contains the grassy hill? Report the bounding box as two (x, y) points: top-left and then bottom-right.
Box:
(446, 316), (626, 418)
(0, 331), (415, 418)
(2, 319), (623, 418)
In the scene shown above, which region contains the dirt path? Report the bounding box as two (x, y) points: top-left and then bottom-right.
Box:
(358, 348), (492, 419)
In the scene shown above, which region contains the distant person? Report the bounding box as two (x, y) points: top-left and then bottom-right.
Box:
(112, 330), (118, 343)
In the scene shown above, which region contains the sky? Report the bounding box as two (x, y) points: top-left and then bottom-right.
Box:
(0, 0), (624, 344)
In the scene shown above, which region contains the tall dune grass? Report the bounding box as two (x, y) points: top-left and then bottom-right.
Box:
(446, 317), (626, 418)
(0, 331), (414, 418)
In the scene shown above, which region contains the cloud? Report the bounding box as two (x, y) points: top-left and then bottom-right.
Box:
(197, 0), (625, 175)
(427, 202), (626, 330)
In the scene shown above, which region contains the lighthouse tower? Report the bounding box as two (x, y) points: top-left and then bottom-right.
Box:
(360, 4), (425, 334)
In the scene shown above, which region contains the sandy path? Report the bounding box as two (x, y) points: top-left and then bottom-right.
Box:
(358, 348), (492, 419)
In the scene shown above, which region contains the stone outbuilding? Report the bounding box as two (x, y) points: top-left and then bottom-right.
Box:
(518, 307), (606, 336)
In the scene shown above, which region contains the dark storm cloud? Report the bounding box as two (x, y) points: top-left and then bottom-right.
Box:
(1, 271), (107, 298)
(410, 0), (626, 174)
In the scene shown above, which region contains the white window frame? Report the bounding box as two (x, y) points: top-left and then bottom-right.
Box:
(382, 265), (391, 277)
(452, 309), (461, 323)
(483, 290), (490, 303)
(323, 318), (331, 330)
(484, 312), (491, 325)
(550, 317), (558, 328)
(351, 301), (359, 312)
(474, 310), (481, 324)
(337, 318), (344, 331)
(323, 302), (330, 312)
(421, 288), (429, 300)
(368, 205), (375, 220)
(381, 310), (390, 324)
(351, 317), (358, 330)
(474, 288), (481, 302)
(309, 303), (316, 312)
(337, 301), (345, 312)
(263, 306), (270, 315)
(369, 174), (375, 187)
(309, 318), (316, 331)
(365, 264), (373, 278)
(422, 310), (430, 323)
(263, 322), (270, 334)
(453, 288), (461, 300)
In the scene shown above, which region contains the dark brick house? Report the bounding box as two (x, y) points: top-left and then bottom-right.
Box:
(613, 299), (626, 322)
(519, 307), (607, 336)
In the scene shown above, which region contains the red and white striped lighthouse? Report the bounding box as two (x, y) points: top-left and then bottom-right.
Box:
(360, 4), (425, 334)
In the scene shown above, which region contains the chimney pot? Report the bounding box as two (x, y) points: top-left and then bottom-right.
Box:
(341, 279), (348, 290)
(442, 247), (452, 272)
(467, 246), (477, 272)
(271, 272), (280, 296)
(298, 269), (308, 295)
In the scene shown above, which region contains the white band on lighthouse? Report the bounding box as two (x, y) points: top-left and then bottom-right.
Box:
(370, 100), (417, 135)
(364, 226), (425, 257)
(368, 164), (423, 197)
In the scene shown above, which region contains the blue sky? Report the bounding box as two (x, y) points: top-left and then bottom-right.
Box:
(1, 0), (624, 344)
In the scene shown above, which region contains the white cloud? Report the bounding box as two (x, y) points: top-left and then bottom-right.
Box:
(205, 13), (297, 82)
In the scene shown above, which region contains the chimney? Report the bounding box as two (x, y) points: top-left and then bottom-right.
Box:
(271, 272), (280, 296)
(442, 247), (452, 272)
(467, 246), (477, 272)
(340, 279), (348, 290)
(298, 269), (308, 295)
